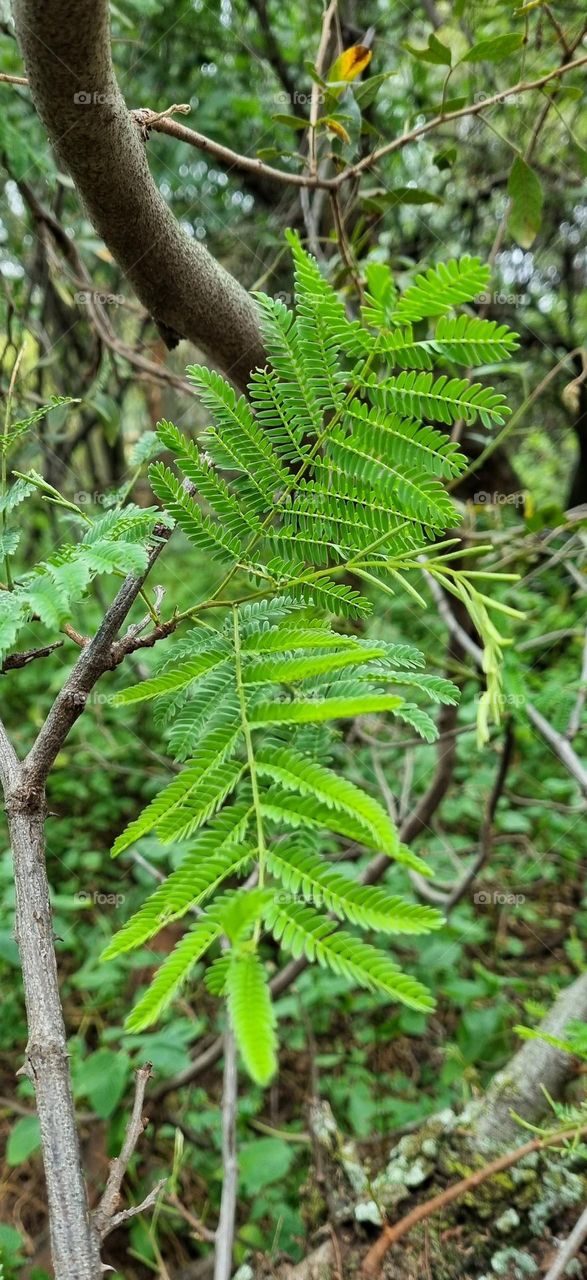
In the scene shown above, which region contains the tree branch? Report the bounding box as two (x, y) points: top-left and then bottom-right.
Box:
(214, 1024), (239, 1280)
(543, 1203), (587, 1280)
(1, 640), (63, 673)
(0, 717), (20, 788)
(93, 1062), (161, 1240)
(5, 52), (586, 206)
(12, 0), (265, 389)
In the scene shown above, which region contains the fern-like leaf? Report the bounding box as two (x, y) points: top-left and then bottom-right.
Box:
(125, 913), (224, 1032)
(103, 806), (252, 958)
(392, 257), (490, 323)
(250, 693), (404, 726)
(266, 840), (442, 934)
(227, 951), (278, 1085)
(263, 900), (434, 1010)
(256, 746), (399, 855)
(111, 724), (242, 855)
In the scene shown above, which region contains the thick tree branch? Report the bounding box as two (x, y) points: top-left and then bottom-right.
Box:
(474, 970), (587, 1151)
(12, 0), (265, 390)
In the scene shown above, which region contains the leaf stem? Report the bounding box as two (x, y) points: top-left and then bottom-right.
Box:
(232, 606), (266, 944)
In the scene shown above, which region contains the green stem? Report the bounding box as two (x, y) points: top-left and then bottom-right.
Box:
(232, 606), (266, 945)
(207, 344), (382, 604)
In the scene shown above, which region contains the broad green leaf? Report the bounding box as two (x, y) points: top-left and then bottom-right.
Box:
(405, 35), (452, 66)
(463, 34), (524, 63)
(507, 157), (543, 248)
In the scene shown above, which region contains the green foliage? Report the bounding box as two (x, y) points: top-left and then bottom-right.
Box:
(103, 238), (518, 1084)
(0, 495), (166, 664)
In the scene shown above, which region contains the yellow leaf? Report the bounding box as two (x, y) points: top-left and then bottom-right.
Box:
(323, 116), (351, 144)
(327, 45), (372, 85)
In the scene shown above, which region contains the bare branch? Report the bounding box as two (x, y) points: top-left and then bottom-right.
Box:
(526, 701), (587, 798)
(214, 1025), (239, 1280)
(440, 723), (514, 913)
(5, 53), (586, 205)
(543, 1203), (587, 1280)
(135, 54), (587, 191)
(93, 1062), (156, 1239)
(105, 1177), (167, 1238)
(566, 627), (587, 741)
(1, 640), (63, 672)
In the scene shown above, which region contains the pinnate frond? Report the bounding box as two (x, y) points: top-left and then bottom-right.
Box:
(227, 951), (278, 1085)
(263, 899), (434, 1010)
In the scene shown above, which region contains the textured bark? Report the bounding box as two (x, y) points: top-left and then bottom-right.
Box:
(7, 796), (101, 1278)
(0, 533), (176, 1276)
(12, 0), (265, 391)
(473, 970), (587, 1150)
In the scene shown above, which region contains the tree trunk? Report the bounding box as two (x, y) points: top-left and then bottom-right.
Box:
(7, 788), (101, 1279)
(472, 969), (587, 1151)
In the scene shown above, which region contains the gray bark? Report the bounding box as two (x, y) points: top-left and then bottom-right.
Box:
(12, 0), (266, 391)
(6, 796), (102, 1278)
(474, 970), (587, 1150)
(214, 1026), (238, 1280)
(0, 535), (174, 1276)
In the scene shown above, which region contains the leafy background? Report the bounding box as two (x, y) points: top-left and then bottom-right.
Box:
(0, 0), (586, 1275)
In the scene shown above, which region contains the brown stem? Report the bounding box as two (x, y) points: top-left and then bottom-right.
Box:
(93, 1062), (156, 1239)
(6, 797), (102, 1278)
(12, 0), (265, 390)
(362, 1123), (587, 1277)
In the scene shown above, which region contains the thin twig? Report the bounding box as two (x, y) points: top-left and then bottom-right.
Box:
(21, 523), (173, 792)
(308, 0), (338, 178)
(93, 1062), (156, 1239)
(362, 1122), (587, 1277)
(442, 723), (514, 913)
(1, 640), (63, 672)
(542, 1202), (587, 1280)
(4, 57), (586, 192)
(214, 1024), (239, 1280)
(566, 628), (587, 741)
(105, 1178), (166, 1237)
